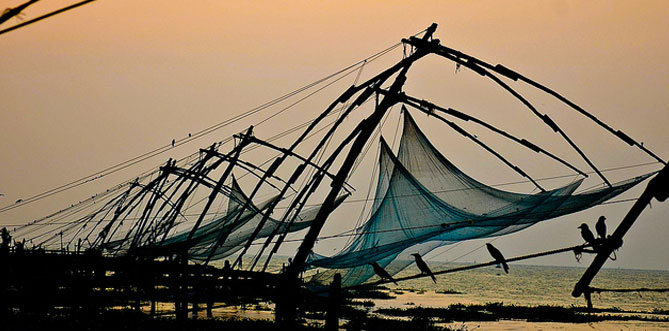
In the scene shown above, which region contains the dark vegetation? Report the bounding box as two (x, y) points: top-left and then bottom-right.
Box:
(2, 309), (288, 331)
(376, 302), (669, 324)
(3, 300), (668, 331)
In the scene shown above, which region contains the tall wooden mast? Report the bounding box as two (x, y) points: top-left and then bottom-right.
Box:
(276, 23), (439, 324)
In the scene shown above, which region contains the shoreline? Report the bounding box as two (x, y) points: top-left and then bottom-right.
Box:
(6, 288), (667, 331)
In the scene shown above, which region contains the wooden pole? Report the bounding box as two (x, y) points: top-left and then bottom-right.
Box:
(572, 164), (668, 298)
(276, 24), (438, 326)
(192, 269), (200, 319)
(325, 273), (341, 331)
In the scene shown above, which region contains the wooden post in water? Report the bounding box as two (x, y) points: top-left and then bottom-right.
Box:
(325, 273), (341, 331)
(133, 258), (141, 312)
(150, 287), (156, 316)
(179, 252), (188, 321)
(204, 268), (213, 318)
(173, 253), (186, 322)
(583, 288), (593, 311)
(192, 268), (200, 319)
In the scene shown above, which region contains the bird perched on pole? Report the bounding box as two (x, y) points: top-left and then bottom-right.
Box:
(486, 243), (509, 273)
(411, 253), (436, 284)
(370, 262), (398, 285)
(578, 223), (597, 246)
(595, 216), (607, 240)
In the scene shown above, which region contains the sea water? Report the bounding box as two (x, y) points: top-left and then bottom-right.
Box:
(207, 260), (668, 329)
(251, 257), (669, 312)
(383, 262), (669, 313)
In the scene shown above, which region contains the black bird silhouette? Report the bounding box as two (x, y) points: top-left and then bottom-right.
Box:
(370, 262), (398, 285)
(595, 216), (607, 240)
(486, 243), (509, 273)
(411, 253), (436, 284)
(171, 139), (175, 147)
(578, 223), (596, 245)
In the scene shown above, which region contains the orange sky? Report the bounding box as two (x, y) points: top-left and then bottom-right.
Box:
(0, 0), (667, 270)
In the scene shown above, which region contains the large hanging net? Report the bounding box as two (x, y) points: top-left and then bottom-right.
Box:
(104, 176), (346, 262)
(307, 111), (652, 286)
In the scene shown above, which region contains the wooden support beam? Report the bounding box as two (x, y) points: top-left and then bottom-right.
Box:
(325, 273), (342, 331)
(572, 164), (668, 298)
(276, 24), (439, 326)
(402, 36), (665, 166)
(187, 127), (253, 246)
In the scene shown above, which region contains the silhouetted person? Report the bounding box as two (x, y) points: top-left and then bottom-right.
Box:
(578, 223), (596, 246)
(1, 227), (10, 254)
(411, 253), (436, 283)
(371, 262), (397, 285)
(595, 216), (607, 240)
(15, 239), (24, 254)
(486, 243), (509, 273)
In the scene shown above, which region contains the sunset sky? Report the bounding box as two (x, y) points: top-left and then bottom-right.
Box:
(1, 1), (667, 270)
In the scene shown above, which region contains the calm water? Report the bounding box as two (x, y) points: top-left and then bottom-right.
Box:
(384, 263), (669, 313)
(253, 258), (669, 312)
(206, 260), (668, 329)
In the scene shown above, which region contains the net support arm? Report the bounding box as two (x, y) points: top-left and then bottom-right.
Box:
(386, 90), (588, 177)
(402, 37), (665, 166)
(400, 102), (546, 192)
(422, 46), (612, 187)
(186, 126), (253, 246)
(287, 35), (436, 278)
(276, 24), (439, 325)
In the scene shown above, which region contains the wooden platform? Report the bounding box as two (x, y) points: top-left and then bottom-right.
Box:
(0, 250), (281, 319)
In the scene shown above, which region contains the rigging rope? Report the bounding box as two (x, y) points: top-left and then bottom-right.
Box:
(27, 191), (644, 251)
(344, 243), (593, 290)
(0, 41), (402, 215)
(5, 158), (653, 234)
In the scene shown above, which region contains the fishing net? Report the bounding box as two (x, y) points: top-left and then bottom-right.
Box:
(104, 176), (336, 262)
(307, 111), (651, 286)
(158, 178), (347, 262)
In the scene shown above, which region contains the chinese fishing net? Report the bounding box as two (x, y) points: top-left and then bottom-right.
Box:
(307, 111), (651, 286)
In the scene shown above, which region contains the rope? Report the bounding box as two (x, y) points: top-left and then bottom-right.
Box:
(345, 243), (592, 289)
(0, 41), (402, 215)
(4, 186), (649, 232)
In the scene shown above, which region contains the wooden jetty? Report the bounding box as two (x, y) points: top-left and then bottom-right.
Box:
(0, 249), (281, 320)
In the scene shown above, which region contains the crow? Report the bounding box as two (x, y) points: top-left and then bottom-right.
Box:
(595, 216), (607, 240)
(411, 253), (436, 284)
(370, 262), (398, 285)
(486, 243), (509, 273)
(578, 223), (597, 246)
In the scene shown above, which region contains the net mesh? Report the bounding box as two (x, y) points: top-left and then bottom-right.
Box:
(116, 177), (343, 262)
(307, 111), (651, 286)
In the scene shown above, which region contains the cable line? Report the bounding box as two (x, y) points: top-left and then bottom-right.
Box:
(0, 42), (402, 215)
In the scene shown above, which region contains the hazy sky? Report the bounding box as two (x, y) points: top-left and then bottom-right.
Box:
(1, 1), (667, 271)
